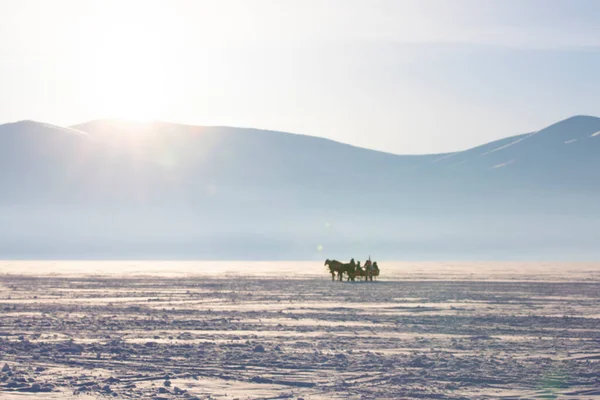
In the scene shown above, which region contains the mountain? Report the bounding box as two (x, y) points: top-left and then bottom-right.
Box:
(432, 115), (600, 187)
(0, 120), (179, 206)
(1, 116), (600, 260)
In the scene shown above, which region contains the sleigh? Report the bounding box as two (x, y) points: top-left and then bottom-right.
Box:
(353, 267), (379, 281)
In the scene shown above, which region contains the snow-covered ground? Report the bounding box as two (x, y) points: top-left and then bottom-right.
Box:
(1, 261), (599, 399)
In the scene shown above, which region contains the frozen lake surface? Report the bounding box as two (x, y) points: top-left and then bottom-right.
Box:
(1, 261), (599, 399)
(1, 260), (600, 281)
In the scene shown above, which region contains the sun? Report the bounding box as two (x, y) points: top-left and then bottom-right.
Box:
(82, 2), (183, 122)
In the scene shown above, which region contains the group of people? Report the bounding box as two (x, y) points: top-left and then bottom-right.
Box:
(324, 257), (380, 281)
(352, 258), (380, 281)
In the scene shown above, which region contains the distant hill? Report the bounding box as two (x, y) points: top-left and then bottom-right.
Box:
(1, 116), (600, 260)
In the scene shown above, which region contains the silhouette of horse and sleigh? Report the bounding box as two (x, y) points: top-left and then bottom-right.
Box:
(324, 258), (380, 281)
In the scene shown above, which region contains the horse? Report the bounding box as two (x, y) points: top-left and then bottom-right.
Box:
(324, 259), (342, 280)
(324, 259), (356, 281)
(345, 260), (357, 281)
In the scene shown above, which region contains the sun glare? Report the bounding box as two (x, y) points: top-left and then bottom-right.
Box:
(83, 2), (183, 123)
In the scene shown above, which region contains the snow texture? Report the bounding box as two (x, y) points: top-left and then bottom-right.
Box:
(0, 261), (599, 399)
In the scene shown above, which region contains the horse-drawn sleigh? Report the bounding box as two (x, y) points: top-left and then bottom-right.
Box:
(324, 258), (379, 281)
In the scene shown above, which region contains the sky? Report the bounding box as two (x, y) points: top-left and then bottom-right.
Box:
(0, 0), (599, 154)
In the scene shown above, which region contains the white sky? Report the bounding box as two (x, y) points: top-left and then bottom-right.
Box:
(1, 0), (599, 154)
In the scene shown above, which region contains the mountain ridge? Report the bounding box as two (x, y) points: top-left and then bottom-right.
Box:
(1, 115), (600, 260)
(3, 114), (599, 159)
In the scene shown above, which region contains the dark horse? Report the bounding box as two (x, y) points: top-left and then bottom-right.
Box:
(324, 259), (356, 281)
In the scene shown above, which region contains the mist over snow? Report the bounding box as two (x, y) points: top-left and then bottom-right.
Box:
(1, 115), (600, 260)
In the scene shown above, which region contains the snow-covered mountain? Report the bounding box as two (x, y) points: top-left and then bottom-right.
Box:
(1, 116), (599, 260)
